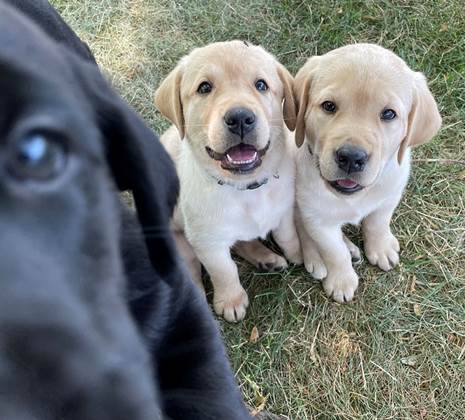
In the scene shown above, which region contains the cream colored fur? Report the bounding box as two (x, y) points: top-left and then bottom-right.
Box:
(293, 44), (441, 302)
(155, 41), (301, 321)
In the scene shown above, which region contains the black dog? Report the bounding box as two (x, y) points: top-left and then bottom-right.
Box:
(0, 1), (251, 419)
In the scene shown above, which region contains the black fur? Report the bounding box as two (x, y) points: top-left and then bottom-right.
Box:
(0, 1), (250, 418)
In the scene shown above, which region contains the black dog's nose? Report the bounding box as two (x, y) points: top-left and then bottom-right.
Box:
(224, 107), (256, 138)
(335, 145), (368, 173)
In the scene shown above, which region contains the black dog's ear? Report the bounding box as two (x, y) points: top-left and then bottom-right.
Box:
(69, 54), (179, 278)
(7, 0), (96, 63)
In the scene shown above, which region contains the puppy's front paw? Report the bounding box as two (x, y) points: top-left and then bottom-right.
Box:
(365, 233), (400, 271)
(303, 248), (327, 280)
(257, 253), (288, 272)
(349, 245), (362, 266)
(323, 270), (358, 303)
(213, 286), (249, 322)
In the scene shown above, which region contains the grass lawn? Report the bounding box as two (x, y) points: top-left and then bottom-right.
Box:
(51, 1), (465, 418)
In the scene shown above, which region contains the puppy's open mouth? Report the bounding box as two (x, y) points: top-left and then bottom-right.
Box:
(329, 178), (364, 194)
(206, 141), (270, 173)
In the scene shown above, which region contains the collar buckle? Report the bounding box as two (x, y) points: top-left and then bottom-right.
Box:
(246, 178), (268, 190)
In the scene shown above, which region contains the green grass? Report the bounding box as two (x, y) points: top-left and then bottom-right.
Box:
(51, 1), (465, 418)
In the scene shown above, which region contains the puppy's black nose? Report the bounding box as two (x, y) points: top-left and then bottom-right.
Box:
(224, 107), (256, 138)
(335, 145), (368, 173)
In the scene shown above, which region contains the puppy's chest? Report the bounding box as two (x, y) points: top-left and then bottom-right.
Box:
(329, 201), (367, 225)
(226, 186), (287, 239)
(305, 189), (387, 226)
(239, 191), (281, 237)
(183, 181), (288, 241)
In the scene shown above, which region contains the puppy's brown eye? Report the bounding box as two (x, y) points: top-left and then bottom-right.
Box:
(321, 101), (337, 113)
(197, 81), (212, 94)
(255, 79), (268, 92)
(380, 108), (396, 121)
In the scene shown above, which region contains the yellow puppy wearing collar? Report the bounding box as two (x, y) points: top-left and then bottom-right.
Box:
(155, 40), (301, 322)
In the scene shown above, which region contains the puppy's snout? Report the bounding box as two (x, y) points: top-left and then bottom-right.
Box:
(335, 145), (368, 174)
(224, 107), (256, 138)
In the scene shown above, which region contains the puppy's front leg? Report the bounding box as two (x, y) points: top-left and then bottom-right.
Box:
(273, 208), (303, 264)
(363, 205), (400, 271)
(295, 210), (327, 279)
(195, 246), (248, 322)
(306, 223), (358, 302)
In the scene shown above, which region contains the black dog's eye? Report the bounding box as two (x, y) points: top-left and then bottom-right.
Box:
(380, 108), (396, 121)
(197, 81), (212, 94)
(7, 133), (67, 181)
(255, 79), (268, 92)
(321, 101), (337, 113)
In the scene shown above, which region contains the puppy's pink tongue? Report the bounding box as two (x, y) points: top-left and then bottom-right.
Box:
(226, 144), (257, 163)
(336, 179), (358, 188)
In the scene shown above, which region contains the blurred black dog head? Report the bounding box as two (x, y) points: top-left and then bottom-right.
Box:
(0, 2), (180, 419)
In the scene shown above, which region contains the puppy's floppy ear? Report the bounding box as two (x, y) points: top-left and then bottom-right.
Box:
(70, 54), (179, 278)
(154, 64), (185, 139)
(398, 72), (442, 164)
(293, 56), (319, 148)
(101, 102), (179, 278)
(276, 63), (296, 131)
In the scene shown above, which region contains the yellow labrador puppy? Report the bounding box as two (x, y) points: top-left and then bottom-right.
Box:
(155, 41), (302, 322)
(294, 44), (441, 302)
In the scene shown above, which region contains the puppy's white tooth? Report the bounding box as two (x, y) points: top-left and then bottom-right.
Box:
(226, 154), (234, 163)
